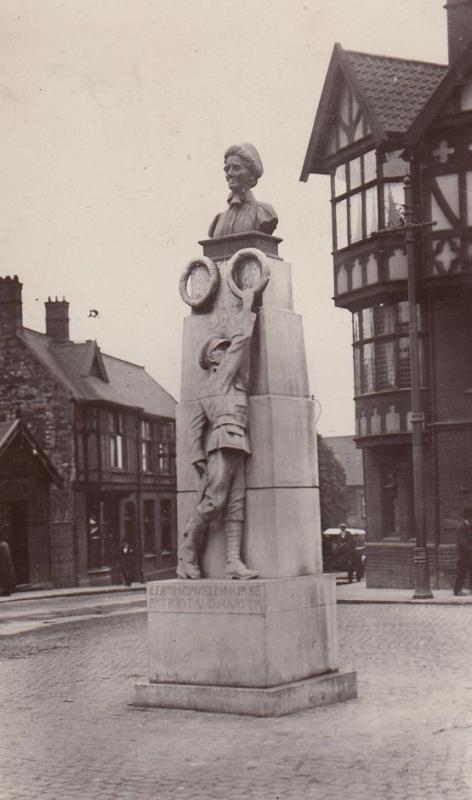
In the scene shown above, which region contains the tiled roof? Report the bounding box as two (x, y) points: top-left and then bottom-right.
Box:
(344, 50), (447, 134)
(19, 329), (176, 419)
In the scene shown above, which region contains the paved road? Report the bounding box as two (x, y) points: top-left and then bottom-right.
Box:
(1, 604), (471, 800)
(0, 589), (146, 635)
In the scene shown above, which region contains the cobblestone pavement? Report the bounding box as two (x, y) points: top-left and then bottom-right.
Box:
(1, 604), (471, 800)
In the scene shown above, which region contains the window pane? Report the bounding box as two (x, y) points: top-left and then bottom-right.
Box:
(353, 312), (361, 342)
(354, 347), (361, 394)
(376, 340), (396, 389)
(160, 499), (173, 552)
(350, 191), (363, 243)
(383, 150), (409, 178)
(398, 337), (411, 387)
(87, 501), (101, 569)
(363, 150), (377, 183)
(365, 186), (378, 235)
(374, 304), (395, 335)
(350, 157), (362, 189)
(397, 301), (409, 333)
(384, 182), (404, 227)
(361, 343), (375, 393)
(143, 500), (156, 554)
(335, 199), (348, 249)
(333, 163), (347, 197)
(362, 308), (374, 339)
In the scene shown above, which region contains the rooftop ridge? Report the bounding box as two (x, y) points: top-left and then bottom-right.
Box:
(344, 49), (447, 69)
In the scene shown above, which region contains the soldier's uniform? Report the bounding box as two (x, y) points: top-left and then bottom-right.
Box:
(177, 308), (258, 580)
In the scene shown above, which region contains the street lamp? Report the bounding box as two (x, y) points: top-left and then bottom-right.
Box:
(402, 176), (433, 599)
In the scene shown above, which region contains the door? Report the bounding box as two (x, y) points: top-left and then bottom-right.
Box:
(8, 501), (29, 585)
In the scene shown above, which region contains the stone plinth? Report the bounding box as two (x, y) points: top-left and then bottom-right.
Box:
(176, 233), (320, 579)
(133, 671), (357, 717)
(132, 575), (357, 715)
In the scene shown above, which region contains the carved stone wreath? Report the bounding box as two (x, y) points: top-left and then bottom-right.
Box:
(179, 257), (219, 308)
(227, 248), (270, 299)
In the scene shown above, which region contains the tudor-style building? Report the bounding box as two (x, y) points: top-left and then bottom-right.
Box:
(0, 276), (177, 589)
(302, 1), (472, 587)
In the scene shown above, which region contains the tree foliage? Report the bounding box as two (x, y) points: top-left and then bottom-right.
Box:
(317, 434), (349, 531)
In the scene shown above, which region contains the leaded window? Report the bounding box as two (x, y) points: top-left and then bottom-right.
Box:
(331, 149), (409, 251)
(352, 301), (425, 395)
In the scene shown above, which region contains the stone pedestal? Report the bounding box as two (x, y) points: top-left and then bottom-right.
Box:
(132, 231), (357, 715)
(132, 574), (357, 716)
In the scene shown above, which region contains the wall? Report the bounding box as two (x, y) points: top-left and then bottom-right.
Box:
(0, 329), (76, 586)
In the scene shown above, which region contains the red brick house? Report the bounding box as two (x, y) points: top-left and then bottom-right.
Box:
(0, 275), (177, 589)
(301, 1), (472, 587)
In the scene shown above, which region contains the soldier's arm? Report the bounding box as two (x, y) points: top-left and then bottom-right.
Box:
(188, 402), (207, 466)
(218, 290), (257, 386)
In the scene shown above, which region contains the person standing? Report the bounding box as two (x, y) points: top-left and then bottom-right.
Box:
(338, 523), (356, 583)
(119, 537), (136, 588)
(0, 532), (16, 596)
(453, 509), (472, 596)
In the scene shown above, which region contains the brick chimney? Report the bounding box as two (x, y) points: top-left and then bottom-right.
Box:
(0, 275), (23, 331)
(445, 0), (472, 64)
(45, 297), (70, 342)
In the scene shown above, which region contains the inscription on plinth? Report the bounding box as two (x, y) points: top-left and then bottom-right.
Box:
(148, 582), (263, 614)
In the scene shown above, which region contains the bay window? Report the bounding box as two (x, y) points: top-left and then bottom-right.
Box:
(332, 149), (409, 251)
(353, 301), (425, 395)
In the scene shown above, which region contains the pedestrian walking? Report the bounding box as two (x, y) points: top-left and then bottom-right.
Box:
(0, 532), (16, 596)
(338, 523), (356, 583)
(119, 537), (136, 587)
(453, 508), (472, 596)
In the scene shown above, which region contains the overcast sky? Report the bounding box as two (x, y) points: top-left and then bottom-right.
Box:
(0, 0), (447, 435)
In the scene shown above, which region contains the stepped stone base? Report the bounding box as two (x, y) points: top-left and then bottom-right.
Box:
(132, 670), (357, 717)
(131, 574), (357, 715)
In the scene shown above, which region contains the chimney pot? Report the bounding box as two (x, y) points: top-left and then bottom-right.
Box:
(45, 297), (70, 342)
(445, 0), (472, 63)
(0, 275), (23, 330)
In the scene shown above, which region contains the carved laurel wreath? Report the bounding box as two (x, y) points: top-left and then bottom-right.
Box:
(179, 257), (220, 308)
(227, 248), (270, 299)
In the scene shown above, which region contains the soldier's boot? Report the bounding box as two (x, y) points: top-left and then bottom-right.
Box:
(224, 522), (258, 580)
(177, 512), (206, 579)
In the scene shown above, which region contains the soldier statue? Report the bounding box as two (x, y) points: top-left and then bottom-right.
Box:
(177, 288), (259, 580)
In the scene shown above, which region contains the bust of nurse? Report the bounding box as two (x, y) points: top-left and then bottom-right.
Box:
(208, 143), (278, 238)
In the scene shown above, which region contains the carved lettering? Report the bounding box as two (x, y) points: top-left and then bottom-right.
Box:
(147, 582), (264, 614)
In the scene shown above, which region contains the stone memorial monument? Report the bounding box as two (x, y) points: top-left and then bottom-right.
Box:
(133, 144), (357, 716)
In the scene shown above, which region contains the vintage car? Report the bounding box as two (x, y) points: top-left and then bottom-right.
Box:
(322, 527), (366, 582)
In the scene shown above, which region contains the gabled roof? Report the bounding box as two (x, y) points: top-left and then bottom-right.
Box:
(301, 44), (447, 179)
(18, 329), (176, 419)
(405, 39), (472, 145)
(0, 418), (62, 484)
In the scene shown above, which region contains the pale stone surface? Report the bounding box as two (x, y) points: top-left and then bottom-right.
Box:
(245, 488), (322, 577)
(145, 575), (336, 688)
(177, 485), (320, 580)
(177, 396), (318, 492)
(180, 255), (294, 403)
(162, 228), (355, 716)
(246, 396), (318, 488)
(132, 670), (358, 717)
(250, 307), (310, 397)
